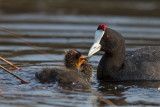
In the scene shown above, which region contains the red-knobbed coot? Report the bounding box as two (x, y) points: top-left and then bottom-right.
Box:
(88, 24), (160, 81)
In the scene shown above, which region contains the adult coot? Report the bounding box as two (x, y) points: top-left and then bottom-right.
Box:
(88, 24), (160, 81)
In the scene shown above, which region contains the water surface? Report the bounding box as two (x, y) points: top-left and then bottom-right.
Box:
(0, 14), (160, 106)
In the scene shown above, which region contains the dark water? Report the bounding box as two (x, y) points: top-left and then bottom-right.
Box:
(0, 14), (160, 107)
(0, 1), (160, 106)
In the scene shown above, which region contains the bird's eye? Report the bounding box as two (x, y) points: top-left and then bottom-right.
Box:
(104, 35), (110, 40)
(76, 53), (81, 58)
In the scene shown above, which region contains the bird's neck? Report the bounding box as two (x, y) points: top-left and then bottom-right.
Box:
(97, 44), (125, 80)
(103, 50), (125, 70)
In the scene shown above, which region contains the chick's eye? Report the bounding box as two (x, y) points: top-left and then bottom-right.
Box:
(104, 35), (110, 40)
(76, 54), (80, 58)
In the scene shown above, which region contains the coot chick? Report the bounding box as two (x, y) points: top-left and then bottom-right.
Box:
(64, 49), (93, 82)
(88, 24), (160, 81)
(35, 50), (93, 88)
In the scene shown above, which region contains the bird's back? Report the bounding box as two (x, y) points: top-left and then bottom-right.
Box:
(35, 68), (90, 88)
(123, 46), (160, 80)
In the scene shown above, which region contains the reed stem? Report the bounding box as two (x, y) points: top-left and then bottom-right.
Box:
(0, 57), (20, 70)
(0, 65), (29, 84)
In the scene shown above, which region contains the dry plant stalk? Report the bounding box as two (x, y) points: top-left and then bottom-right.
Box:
(0, 65), (29, 84)
(0, 27), (53, 60)
(0, 57), (20, 70)
(91, 89), (117, 106)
